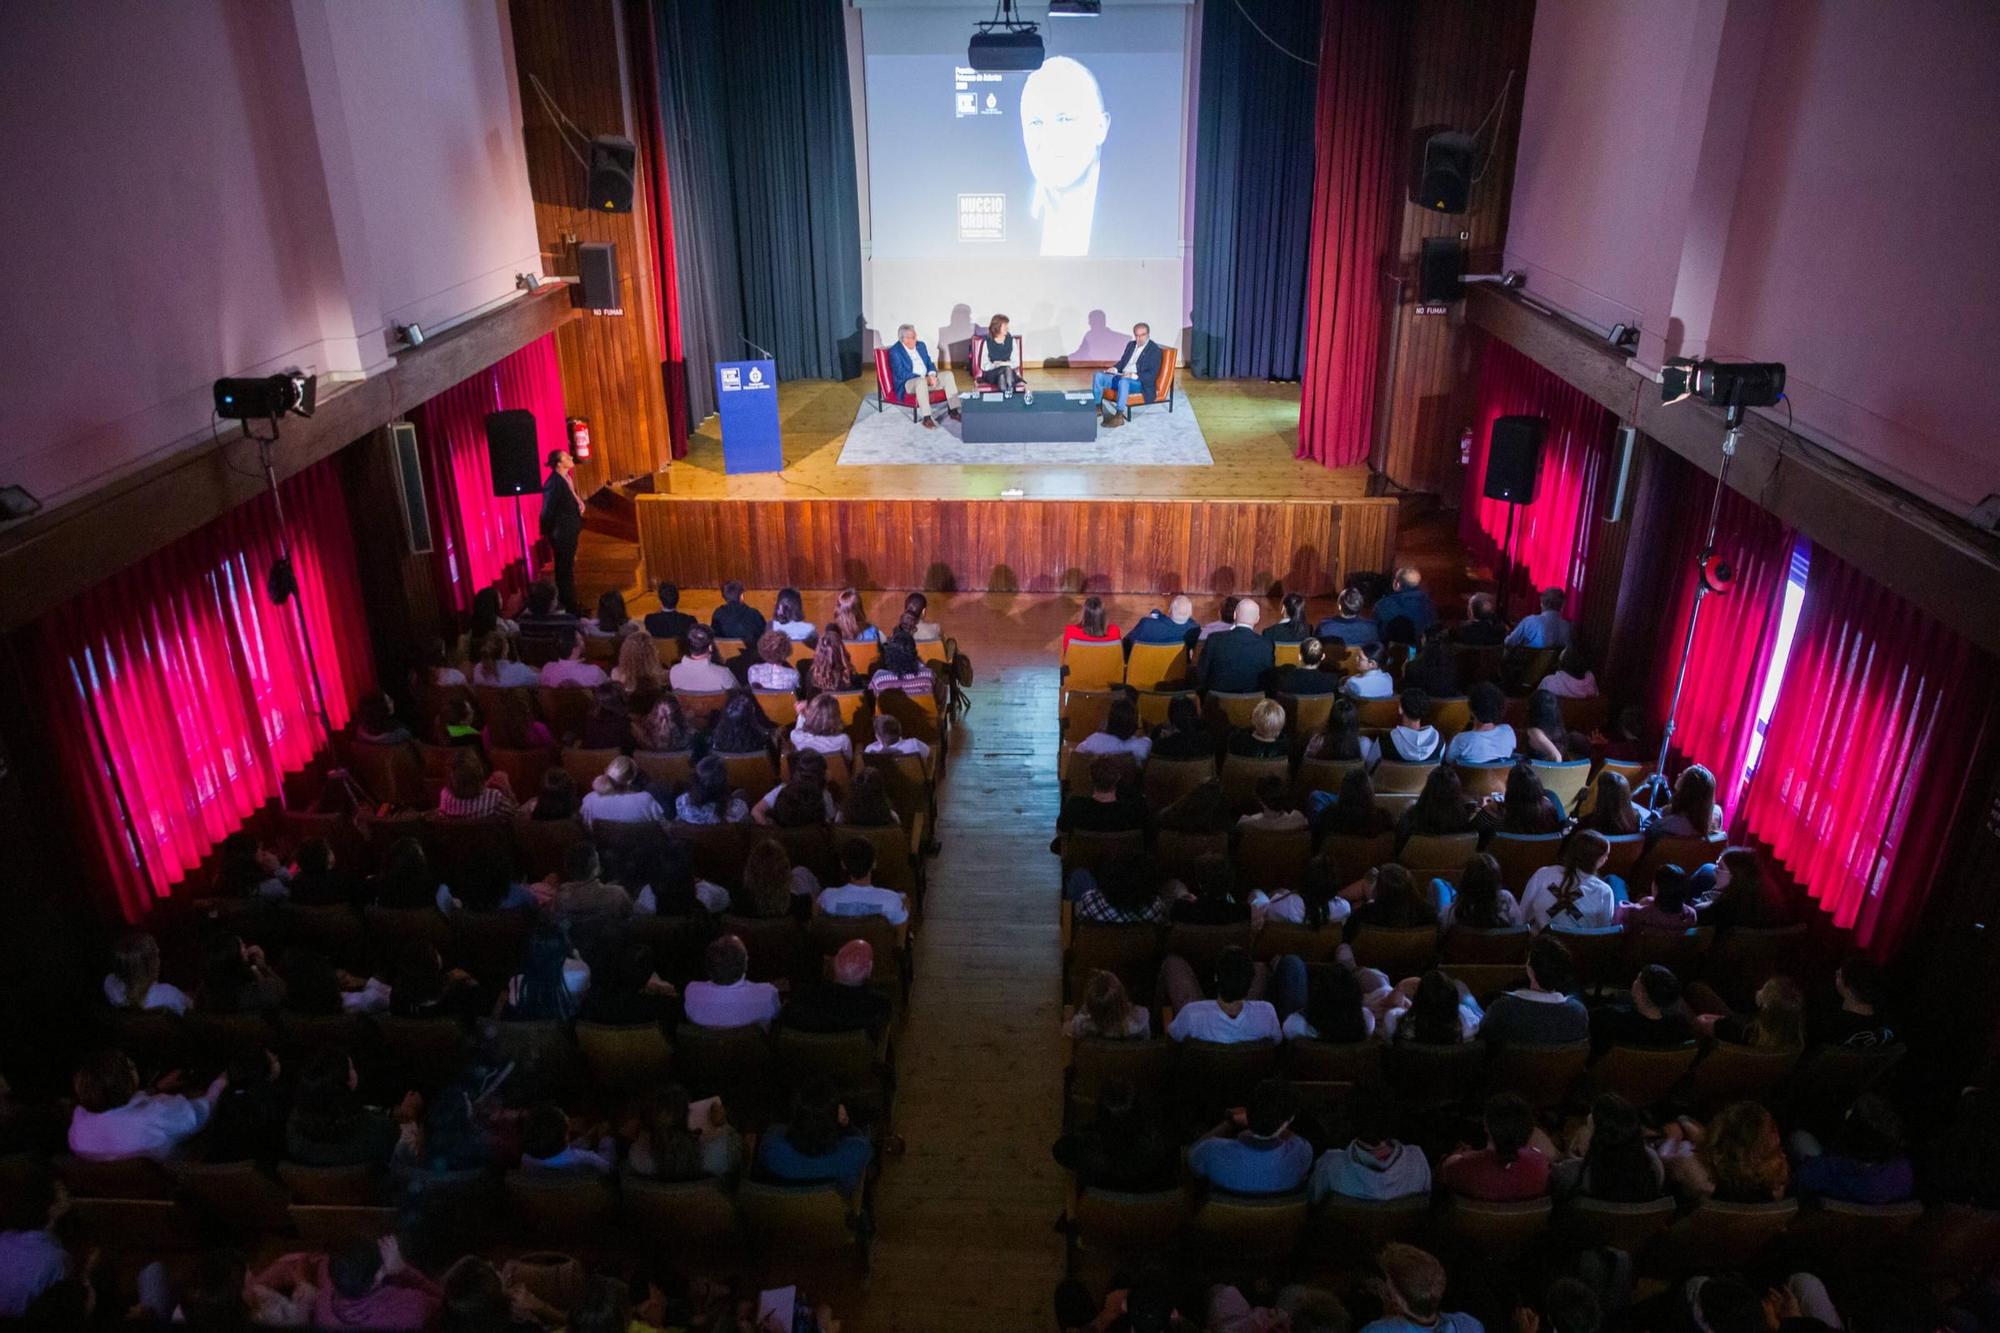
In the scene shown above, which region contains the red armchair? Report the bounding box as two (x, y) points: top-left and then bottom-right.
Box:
(874, 346), (950, 421)
(968, 334), (1027, 390)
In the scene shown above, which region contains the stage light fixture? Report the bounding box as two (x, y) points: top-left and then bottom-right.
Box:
(1699, 552), (1737, 595)
(1606, 323), (1639, 353)
(1659, 357), (1786, 411)
(397, 323), (426, 347)
(214, 371), (317, 421)
(515, 272), (543, 292)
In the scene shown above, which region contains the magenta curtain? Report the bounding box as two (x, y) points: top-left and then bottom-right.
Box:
(1296, 0), (1407, 468)
(1739, 545), (1996, 960)
(1458, 337), (1616, 618)
(27, 457), (376, 920)
(413, 334), (567, 615)
(1644, 456), (1796, 811)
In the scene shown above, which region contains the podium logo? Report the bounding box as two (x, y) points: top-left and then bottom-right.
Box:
(749, 367), (765, 385)
(720, 367), (741, 391)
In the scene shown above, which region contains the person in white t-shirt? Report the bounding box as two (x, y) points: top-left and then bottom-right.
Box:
(103, 933), (190, 1016)
(1342, 642), (1396, 700)
(814, 839), (910, 927)
(863, 714), (932, 764)
(1520, 829), (1619, 930)
(789, 693), (855, 762)
(1166, 948), (1280, 1044)
(681, 936), (782, 1031)
(748, 630), (801, 692)
(540, 635), (608, 689)
(770, 588), (818, 642)
(68, 1049), (226, 1162)
(1074, 695), (1151, 764)
(1443, 683), (1518, 765)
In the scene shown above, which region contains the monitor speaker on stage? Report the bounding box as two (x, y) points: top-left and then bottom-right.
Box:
(486, 410), (541, 497)
(587, 135), (635, 213)
(576, 243), (619, 311)
(1413, 130), (1475, 214)
(1484, 415), (1546, 504)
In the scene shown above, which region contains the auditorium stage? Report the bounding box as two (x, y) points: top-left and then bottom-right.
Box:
(633, 372), (1400, 595)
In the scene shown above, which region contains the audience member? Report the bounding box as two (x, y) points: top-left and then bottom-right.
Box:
(1474, 759), (1567, 836)
(631, 1084), (744, 1182)
(757, 1079), (874, 1196)
(1165, 947), (1279, 1044)
(1343, 642), (1395, 699)
(1314, 587), (1378, 647)
(439, 748), (517, 820)
(789, 691), (855, 763)
(1791, 1093), (1913, 1203)
(1520, 689), (1587, 762)
(675, 754), (748, 824)
(1312, 766), (1394, 837)
(755, 748), (839, 826)
(642, 581), (696, 642)
(1196, 598), (1276, 693)
(1581, 769), (1645, 836)
(1653, 764), (1723, 837)
(579, 681), (636, 750)
(1311, 1086), (1430, 1203)
(1403, 626), (1460, 699)
(1664, 1100), (1789, 1202)
(1552, 1094), (1664, 1202)
(252, 1237), (442, 1331)
(1361, 1244), (1482, 1333)
(1381, 693), (1442, 768)
(1263, 592), (1313, 644)
(285, 1048), (411, 1167)
(1272, 636), (1343, 695)
(1520, 829), (1616, 929)
(1451, 592), (1507, 647)
(1066, 970), (1151, 1039)
(782, 940), (893, 1039)
(1617, 864), (1698, 932)
(1281, 960), (1371, 1040)
(838, 766), (898, 827)
(1052, 1080), (1176, 1193)
(1168, 854), (1251, 926)
(1442, 1093), (1550, 1201)
(683, 935), (781, 1030)
(612, 629), (670, 696)
(1068, 859), (1167, 926)
(770, 587), (816, 642)
(1188, 1078), (1312, 1195)
(1374, 566), (1439, 634)
(585, 589), (641, 641)
(748, 629), (800, 691)
(473, 630), (539, 688)
(217, 830), (293, 901)
(1228, 698), (1290, 759)
(1126, 593), (1202, 648)
(1385, 970), (1482, 1044)
(1698, 976), (1806, 1050)
(1539, 645), (1598, 698)
(1443, 683), (1517, 764)
(710, 580), (766, 643)
(1697, 847), (1791, 930)
(1817, 956), (1897, 1048)
(1303, 695), (1379, 768)
(1506, 587), (1574, 649)
(519, 1101), (616, 1174)
(1077, 694), (1151, 762)
(1056, 756), (1149, 837)
(807, 628), (863, 694)
(103, 931), (189, 1015)
(581, 756), (665, 828)
(834, 587), (879, 643)
(815, 839), (910, 925)
(1238, 774), (1307, 832)
(1063, 594), (1122, 648)
(500, 925), (585, 1022)
(1199, 596), (1242, 641)
(731, 839), (819, 918)
(865, 713), (932, 762)
(1395, 766), (1476, 852)
(199, 932), (287, 1014)
(1351, 863), (1437, 930)
(900, 591), (941, 642)
(517, 580), (580, 646)
(1481, 936), (1588, 1046)
(667, 626), (735, 692)
(869, 627), (935, 695)
(1591, 965), (1695, 1051)
(1439, 853), (1519, 930)
(354, 691), (415, 744)
(68, 1047), (224, 1160)
(0, 1166), (69, 1318)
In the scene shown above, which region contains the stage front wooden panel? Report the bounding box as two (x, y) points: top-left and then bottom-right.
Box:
(635, 496), (1397, 595)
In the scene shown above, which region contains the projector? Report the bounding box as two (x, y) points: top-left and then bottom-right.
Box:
(968, 26), (1044, 70)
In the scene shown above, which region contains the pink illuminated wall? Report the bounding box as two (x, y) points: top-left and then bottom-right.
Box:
(1504, 0), (2000, 517)
(0, 0), (540, 515)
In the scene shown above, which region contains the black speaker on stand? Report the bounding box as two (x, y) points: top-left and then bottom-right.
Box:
(1483, 414), (1546, 616)
(486, 409), (541, 574)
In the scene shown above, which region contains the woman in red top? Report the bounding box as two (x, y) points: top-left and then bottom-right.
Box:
(1441, 1093), (1552, 1201)
(1061, 595), (1122, 650)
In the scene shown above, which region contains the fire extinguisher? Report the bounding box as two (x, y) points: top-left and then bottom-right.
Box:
(1459, 427), (1474, 468)
(566, 416), (592, 462)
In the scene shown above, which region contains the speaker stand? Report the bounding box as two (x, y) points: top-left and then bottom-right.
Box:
(513, 493), (533, 580)
(1498, 499), (1520, 618)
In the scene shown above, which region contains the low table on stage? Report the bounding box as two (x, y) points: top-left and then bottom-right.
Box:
(957, 390), (1099, 444)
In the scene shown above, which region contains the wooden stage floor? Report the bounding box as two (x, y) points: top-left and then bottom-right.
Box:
(634, 372), (1401, 595)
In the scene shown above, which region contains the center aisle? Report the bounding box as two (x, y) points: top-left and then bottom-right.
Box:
(846, 664), (1067, 1330)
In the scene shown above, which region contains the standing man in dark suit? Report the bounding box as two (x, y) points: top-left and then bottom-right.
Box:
(1194, 599), (1274, 693)
(539, 449), (584, 615)
(1091, 322), (1162, 428)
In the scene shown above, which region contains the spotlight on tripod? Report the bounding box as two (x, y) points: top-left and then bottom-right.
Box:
(1659, 358), (1786, 417)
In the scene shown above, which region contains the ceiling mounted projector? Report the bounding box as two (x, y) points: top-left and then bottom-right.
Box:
(970, 0), (1043, 70)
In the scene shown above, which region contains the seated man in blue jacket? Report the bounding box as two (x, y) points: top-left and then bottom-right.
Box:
(1091, 322), (1162, 427)
(889, 323), (961, 429)
(1125, 593), (1201, 650)
(1371, 565), (1438, 635)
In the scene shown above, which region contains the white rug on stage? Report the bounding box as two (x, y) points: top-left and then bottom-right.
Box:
(835, 390), (1213, 467)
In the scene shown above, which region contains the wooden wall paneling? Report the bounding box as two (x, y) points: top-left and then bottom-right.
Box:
(634, 497), (1397, 596)
(1373, 0), (1536, 496)
(509, 0), (671, 493)
(337, 430), (446, 710)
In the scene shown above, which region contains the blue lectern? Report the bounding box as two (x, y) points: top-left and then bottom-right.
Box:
(715, 359), (782, 474)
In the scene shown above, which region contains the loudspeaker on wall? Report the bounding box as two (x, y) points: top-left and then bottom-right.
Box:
(1419, 236), (1463, 303)
(1413, 130), (1475, 214)
(587, 135), (635, 213)
(576, 243), (619, 311)
(486, 410), (542, 498)
(1483, 414), (1546, 504)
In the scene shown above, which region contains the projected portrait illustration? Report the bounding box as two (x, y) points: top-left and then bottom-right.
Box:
(1019, 55), (1110, 257)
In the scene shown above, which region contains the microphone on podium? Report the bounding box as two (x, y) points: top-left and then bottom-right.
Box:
(741, 335), (776, 360)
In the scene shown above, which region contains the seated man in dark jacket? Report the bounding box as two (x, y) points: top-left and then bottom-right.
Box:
(780, 939), (891, 1040)
(709, 580), (766, 644)
(1589, 965), (1696, 1053)
(1055, 757), (1150, 842)
(1268, 637), (1342, 695)
(1125, 593), (1202, 650)
(1195, 601), (1274, 693)
(643, 581), (697, 642)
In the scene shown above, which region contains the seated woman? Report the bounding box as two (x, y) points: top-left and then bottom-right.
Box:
(1061, 594), (1122, 651)
(215, 830), (292, 901)
(632, 687), (690, 754)
(500, 926), (587, 1021)
(523, 768), (581, 822)
(1694, 976), (1805, 1049)
(900, 591), (942, 643)
(1349, 863), (1438, 931)
(1252, 857), (1351, 931)
(1341, 641), (1396, 700)
(833, 587), (880, 644)
(1651, 764), (1724, 839)
(730, 839), (821, 919)
(1383, 968), (1482, 1043)
(422, 636), (468, 690)
(1148, 694), (1212, 761)
(277, 947), (390, 1017)
(353, 692), (414, 745)
(1077, 694), (1151, 763)
(806, 629), (865, 695)
(1167, 854), (1250, 925)
(1237, 774), (1306, 831)
(977, 313), (1027, 392)
(1263, 592), (1312, 645)
(367, 837), (442, 910)
(1302, 697), (1379, 768)
(1520, 690), (1588, 762)
(438, 749), (516, 821)
(1791, 1093), (1913, 1204)
(1660, 1099), (1789, 1202)
(284, 1048), (416, 1168)
(485, 686), (557, 752)
(1580, 770), (1646, 836)
(753, 749), (838, 826)
(104, 932), (190, 1016)
(612, 629), (670, 695)
(868, 628), (936, 697)
(1551, 1094), (1666, 1202)
(837, 767), (899, 826)
(578, 681), (636, 751)
(1521, 829), (1618, 930)
(471, 630), (538, 689)
(748, 629), (801, 692)
(1227, 699), (1290, 759)
(789, 692), (854, 763)
(756, 1079), (875, 1198)
(711, 693), (773, 757)
(1473, 759), (1568, 836)
(459, 585), (519, 659)
(1065, 970), (1151, 1039)
(630, 1083), (744, 1182)
(1281, 961), (1373, 1042)
(1438, 852), (1520, 931)
(1310, 767), (1395, 838)
(1696, 847), (1791, 929)
(1617, 864), (1699, 932)
(198, 932), (287, 1014)
(676, 754), (749, 825)
(1394, 766), (1476, 854)
(771, 588), (817, 643)
(1538, 645), (1599, 699)
(585, 589), (641, 641)
(1441, 1094), (1551, 1201)
(580, 755), (666, 829)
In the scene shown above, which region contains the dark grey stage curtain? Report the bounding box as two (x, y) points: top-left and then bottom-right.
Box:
(653, 0), (865, 424)
(1189, 0), (1323, 381)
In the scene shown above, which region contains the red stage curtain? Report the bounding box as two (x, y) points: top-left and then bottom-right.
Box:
(26, 457), (376, 920)
(1458, 337), (1617, 618)
(413, 334), (566, 615)
(627, 0), (691, 458)
(1643, 456), (1796, 812)
(1739, 545), (1996, 959)
(1296, 0), (1407, 468)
